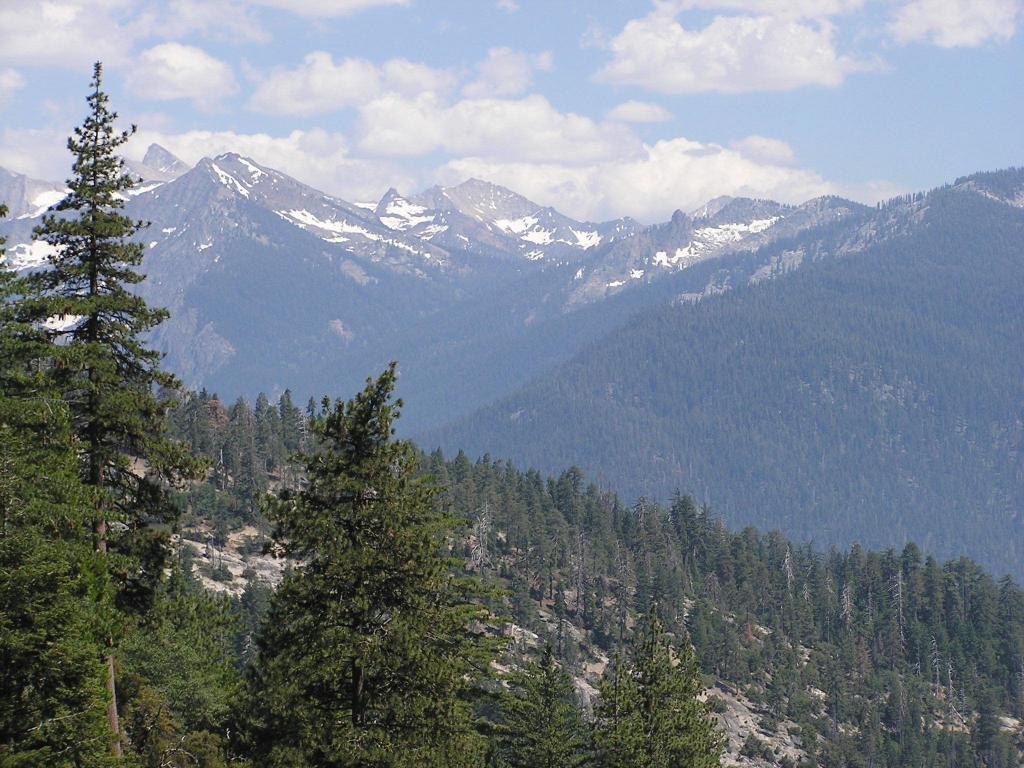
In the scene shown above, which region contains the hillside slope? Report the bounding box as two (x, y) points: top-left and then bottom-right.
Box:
(428, 172), (1024, 580)
(163, 388), (1024, 768)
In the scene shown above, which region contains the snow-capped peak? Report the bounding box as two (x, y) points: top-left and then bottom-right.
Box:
(375, 188), (436, 232)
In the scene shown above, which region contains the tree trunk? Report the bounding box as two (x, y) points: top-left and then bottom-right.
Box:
(105, 639), (122, 756)
(352, 658), (365, 727)
(94, 464), (121, 756)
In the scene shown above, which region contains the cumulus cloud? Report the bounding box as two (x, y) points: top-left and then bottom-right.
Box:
(497, 0), (520, 11)
(596, 7), (873, 93)
(157, 0), (268, 43)
(248, 52), (454, 116)
(437, 137), (843, 222)
(357, 93), (638, 164)
(381, 59), (457, 95)
(249, 54), (382, 115)
(0, 128), (70, 181)
(0, 1), (136, 68)
(246, 0), (410, 17)
(126, 43), (238, 111)
(606, 100), (673, 123)
(0, 69), (25, 105)
(888, 0), (1019, 47)
(462, 48), (553, 98)
(668, 0), (865, 17)
(731, 134), (797, 165)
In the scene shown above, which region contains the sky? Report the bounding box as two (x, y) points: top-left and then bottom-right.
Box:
(0, 0), (1021, 222)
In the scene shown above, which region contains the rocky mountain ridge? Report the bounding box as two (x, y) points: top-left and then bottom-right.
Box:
(3, 149), (1021, 441)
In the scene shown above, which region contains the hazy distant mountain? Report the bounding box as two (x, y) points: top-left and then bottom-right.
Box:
(2, 148), (830, 426)
(428, 168), (1024, 580)
(4, 150), (1024, 576)
(0, 167), (65, 221)
(124, 143), (190, 183)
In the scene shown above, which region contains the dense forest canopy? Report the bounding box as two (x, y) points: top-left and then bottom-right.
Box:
(165, 385), (1024, 767)
(430, 180), (1024, 582)
(2, 62), (1022, 768)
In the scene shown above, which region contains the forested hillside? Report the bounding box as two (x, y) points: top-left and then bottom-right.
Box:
(430, 175), (1024, 581)
(4, 62), (1023, 768)
(163, 387), (1024, 767)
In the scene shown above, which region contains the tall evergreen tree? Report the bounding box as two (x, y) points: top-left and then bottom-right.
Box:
(0, 384), (116, 765)
(12, 62), (201, 754)
(0, 204), (42, 391)
(247, 364), (494, 767)
(593, 605), (722, 768)
(499, 646), (589, 768)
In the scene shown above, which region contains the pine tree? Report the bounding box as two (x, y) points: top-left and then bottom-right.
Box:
(247, 364), (494, 767)
(0, 202), (12, 377)
(0, 204), (42, 391)
(500, 646), (589, 768)
(118, 570), (243, 766)
(0, 386), (115, 765)
(12, 62), (201, 755)
(593, 605), (722, 768)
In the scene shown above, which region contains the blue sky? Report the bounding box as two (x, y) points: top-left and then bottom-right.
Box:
(0, 0), (1021, 222)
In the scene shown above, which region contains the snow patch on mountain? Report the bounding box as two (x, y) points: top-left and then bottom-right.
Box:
(521, 228), (554, 245)
(3, 240), (58, 270)
(126, 181), (163, 197)
(494, 215), (537, 235)
(210, 161), (250, 198)
(380, 197), (434, 231)
(652, 217), (781, 269)
(236, 157), (267, 183)
(419, 223), (449, 239)
(571, 229), (601, 249)
(277, 209), (382, 242)
(17, 189), (65, 219)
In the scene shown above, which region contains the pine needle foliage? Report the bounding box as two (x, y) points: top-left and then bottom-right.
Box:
(0, 392), (116, 766)
(13, 62), (201, 611)
(593, 605), (723, 768)
(248, 363), (495, 767)
(499, 645), (589, 768)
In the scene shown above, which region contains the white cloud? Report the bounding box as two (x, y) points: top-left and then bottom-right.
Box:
(731, 134), (796, 165)
(126, 43), (238, 111)
(888, 0), (1019, 47)
(246, 0), (410, 17)
(669, 0), (865, 17)
(158, 0), (269, 43)
(248, 52), (454, 116)
(0, 128), (70, 180)
(357, 93), (638, 164)
(597, 8), (873, 93)
(249, 54), (381, 115)
(381, 59), (457, 95)
(497, 0), (520, 11)
(0, 69), (25, 105)
(606, 100), (673, 123)
(463, 48), (553, 98)
(437, 137), (873, 222)
(0, 1), (136, 68)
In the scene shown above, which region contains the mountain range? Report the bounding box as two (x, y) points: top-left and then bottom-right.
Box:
(2, 147), (1022, 579)
(0, 144), (860, 423)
